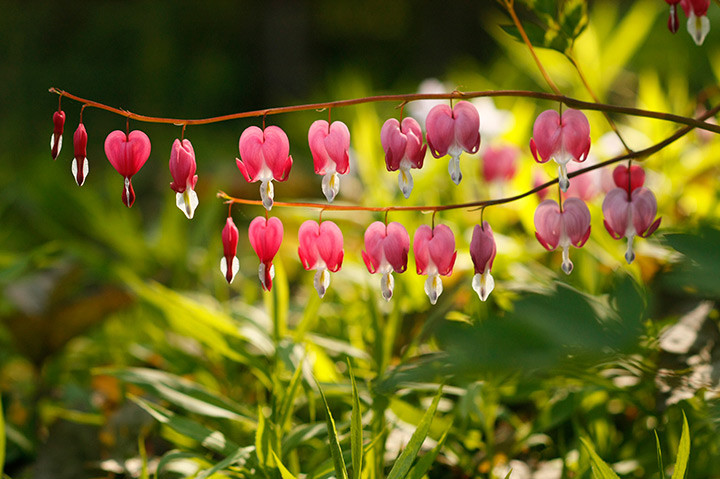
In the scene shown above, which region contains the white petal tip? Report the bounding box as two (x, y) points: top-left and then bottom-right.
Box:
(561, 259), (574, 275)
(322, 172), (340, 202)
(220, 256), (240, 284)
(260, 180), (274, 211)
(380, 272), (394, 301)
(424, 274), (443, 305)
(688, 14), (710, 45)
(472, 271), (494, 301)
(398, 169), (413, 198)
(448, 156), (462, 185)
(176, 189), (199, 219)
(314, 269), (331, 298)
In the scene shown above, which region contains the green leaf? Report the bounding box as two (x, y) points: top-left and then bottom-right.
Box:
(272, 450), (299, 479)
(278, 360), (305, 434)
(386, 386), (444, 479)
(407, 426), (449, 479)
(581, 437), (620, 479)
(155, 450), (203, 479)
(196, 446), (254, 479)
(131, 395), (240, 457)
(256, 405), (268, 470)
(349, 362), (362, 479)
(317, 380), (349, 479)
(655, 430), (665, 479)
(671, 413), (691, 479)
(1, 393), (5, 476)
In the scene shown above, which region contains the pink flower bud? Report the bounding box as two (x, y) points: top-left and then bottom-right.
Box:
(104, 130), (152, 208)
(298, 220), (344, 298)
(534, 198), (591, 275)
(381, 117), (427, 198)
(530, 109), (591, 192)
(72, 123), (89, 186)
(602, 187), (661, 264)
(237, 125), (293, 211)
(481, 145), (518, 183)
(248, 216), (284, 291)
(413, 224), (457, 305)
(220, 217), (240, 284)
(361, 221), (410, 301)
(426, 101), (481, 185)
(612, 164), (645, 192)
(169, 139), (199, 219)
(51, 110), (66, 160)
(308, 120), (350, 202)
(470, 222), (496, 301)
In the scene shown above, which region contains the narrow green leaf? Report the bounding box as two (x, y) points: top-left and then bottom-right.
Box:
(386, 385), (444, 479)
(155, 450), (203, 479)
(655, 430), (665, 479)
(502, 470), (513, 479)
(278, 361), (305, 433)
(197, 446), (254, 479)
(256, 405), (267, 469)
(349, 362), (363, 479)
(272, 450), (299, 479)
(581, 438), (620, 479)
(317, 380), (349, 479)
(138, 431), (149, 479)
(671, 413), (691, 479)
(1, 393), (5, 477)
(407, 426), (449, 479)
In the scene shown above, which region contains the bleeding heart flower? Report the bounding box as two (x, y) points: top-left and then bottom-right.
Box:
(169, 139), (199, 219)
(470, 222), (496, 301)
(220, 217), (240, 284)
(104, 130), (152, 208)
(603, 187), (661, 264)
(381, 117), (427, 198)
(481, 145), (518, 183)
(530, 109), (591, 192)
(665, 0), (682, 33)
(361, 221), (410, 301)
(426, 101), (481, 185)
(237, 125), (293, 211)
(308, 120), (350, 202)
(248, 216), (284, 291)
(612, 164), (645, 192)
(534, 198), (591, 275)
(51, 110), (65, 160)
(298, 220), (344, 298)
(681, 0), (710, 45)
(413, 224), (457, 305)
(72, 123), (89, 186)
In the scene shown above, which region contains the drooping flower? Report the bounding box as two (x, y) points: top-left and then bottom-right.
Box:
(470, 222), (497, 301)
(361, 221), (410, 301)
(413, 224), (457, 305)
(612, 164), (645, 192)
(298, 220), (344, 298)
(481, 145), (518, 183)
(602, 187), (661, 264)
(104, 130), (152, 208)
(308, 120), (350, 202)
(530, 109), (591, 192)
(681, 0), (710, 45)
(665, 0), (682, 33)
(220, 217), (240, 284)
(426, 101), (481, 185)
(534, 198), (591, 275)
(236, 125), (293, 211)
(51, 110), (65, 160)
(72, 123), (89, 186)
(169, 139), (199, 219)
(381, 117), (427, 198)
(248, 216), (284, 291)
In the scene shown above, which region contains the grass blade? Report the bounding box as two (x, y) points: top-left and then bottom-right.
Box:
(272, 450), (299, 479)
(581, 437), (620, 479)
(349, 362), (362, 479)
(317, 380), (349, 479)
(671, 412), (690, 479)
(655, 430), (665, 479)
(407, 426), (449, 479)
(386, 385), (444, 479)
(278, 360), (305, 433)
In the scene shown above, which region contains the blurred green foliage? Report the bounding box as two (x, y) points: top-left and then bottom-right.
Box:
(2, 1), (720, 478)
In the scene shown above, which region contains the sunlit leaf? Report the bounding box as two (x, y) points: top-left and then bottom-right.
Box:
(349, 362), (362, 479)
(581, 437), (621, 479)
(671, 412), (690, 479)
(317, 380), (349, 479)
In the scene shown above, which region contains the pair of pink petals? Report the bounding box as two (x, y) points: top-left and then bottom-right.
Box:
(361, 221), (410, 301)
(308, 120), (350, 202)
(298, 220), (344, 298)
(237, 126), (293, 211)
(381, 117), (427, 198)
(470, 222), (497, 301)
(534, 198), (592, 275)
(482, 145), (518, 184)
(413, 224), (457, 305)
(602, 187), (661, 264)
(72, 123), (89, 187)
(105, 130), (152, 208)
(220, 217), (240, 284)
(530, 109), (591, 193)
(248, 216), (284, 291)
(426, 101), (481, 185)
